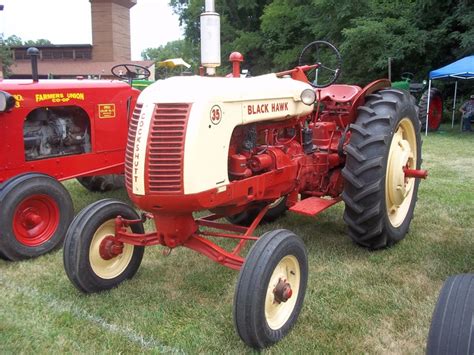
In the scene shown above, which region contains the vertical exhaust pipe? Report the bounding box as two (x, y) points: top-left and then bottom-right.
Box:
(200, 0), (220, 76)
(27, 47), (40, 82)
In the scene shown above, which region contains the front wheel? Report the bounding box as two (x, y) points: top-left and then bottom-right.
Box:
(63, 199), (145, 293)
(0, 173), (74, 260)
(342, 88), (422, 249)
(233, 229), (308, 349)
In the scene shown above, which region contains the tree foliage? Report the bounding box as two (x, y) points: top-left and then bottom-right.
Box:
(141, 39), (195, 78)
(168, 0), (474, 85)
(0, 35), (53, 77)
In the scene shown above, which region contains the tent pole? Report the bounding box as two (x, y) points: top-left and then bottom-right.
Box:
(452, 81), (458, 128)
(425, 79), (432, 136)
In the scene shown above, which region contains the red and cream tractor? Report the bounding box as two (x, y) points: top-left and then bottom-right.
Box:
(62, 2), (427, 349)
(0, 49), (150, 261)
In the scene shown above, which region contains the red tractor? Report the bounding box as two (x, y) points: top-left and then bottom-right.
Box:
(0, 49), (150, 261)
(62, 2), (427, 348)
(62, 42), (428, 351)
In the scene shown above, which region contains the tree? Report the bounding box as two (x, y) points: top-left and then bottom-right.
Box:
(3, 34), (22, 46)
(169, 0), (272, 74)
(141, 39), (195, 78)
(169, 0), (474, 84)
(24, 39), (52, 46)
(0, 35), (53, 78)
(0, 34), (14, 78)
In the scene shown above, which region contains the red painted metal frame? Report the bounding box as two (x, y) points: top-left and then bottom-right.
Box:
(111, 205), (270, 270)
(0, 79), (139, 184)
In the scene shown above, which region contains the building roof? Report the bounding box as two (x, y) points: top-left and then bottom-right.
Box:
(11, 44), (93, 49)
(11, 60), (155, 78)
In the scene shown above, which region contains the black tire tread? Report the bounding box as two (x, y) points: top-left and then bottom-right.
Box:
(233, 229), (308, 349)
(418, 88), (443, 132)
(0, 173), (73, 260)
(342, 88), (421, 249)
(76, 174), (124, 192)
(63, 198), (144, 293)
(426, 274), (474, 355)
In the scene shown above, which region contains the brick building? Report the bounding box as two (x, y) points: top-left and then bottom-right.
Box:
(8, 0), (155, 80)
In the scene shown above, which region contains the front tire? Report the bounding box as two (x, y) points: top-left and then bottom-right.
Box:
(63, 199), (145, 293)
(427, 274), (474, 355)
(233, 229), (308, 349)
(342, 88), (421, 249)
(0, 173), (74, 260)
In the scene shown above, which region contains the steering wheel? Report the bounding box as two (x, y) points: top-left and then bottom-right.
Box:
(401, 72), (415, 81)
(298, 40), (342, 88)
(111, 64), (151, 83)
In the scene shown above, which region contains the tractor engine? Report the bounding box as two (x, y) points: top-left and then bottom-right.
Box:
(125, 74), (346, 223)
(23, 106), (91, 161)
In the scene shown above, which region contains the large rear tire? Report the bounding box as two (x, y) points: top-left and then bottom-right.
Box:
(342, 88), (421, 249)
(418, 88), (443, 132)
(233, 229), (308, 349)
(226, 196), (288, 226)
(0, 173), (74, 260)
(63, 199), (145, 293)
(426, 274), (474, 355)
(76, 174), (124, 192)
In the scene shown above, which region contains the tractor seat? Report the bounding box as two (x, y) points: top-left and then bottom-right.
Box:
(317, 84), (361, 103)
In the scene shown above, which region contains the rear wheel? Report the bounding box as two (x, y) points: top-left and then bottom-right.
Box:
(342, 88), (421, 249)
(63, 199), (145, 293)
(226, 196), (288, 226)
(233, 229), (308, 349)
(427, 274), (474, 355)
(0, 173), (73, 260)
(76, 174), (124, 192)
(419, 88), (443, 131)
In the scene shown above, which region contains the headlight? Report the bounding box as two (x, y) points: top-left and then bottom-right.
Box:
(301, 89), (316, 105)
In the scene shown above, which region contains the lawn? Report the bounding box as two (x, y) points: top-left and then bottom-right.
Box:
(1, 125), (473, 354)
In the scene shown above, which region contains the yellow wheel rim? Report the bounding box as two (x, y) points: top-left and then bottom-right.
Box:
(265, 255), (301, 330)
(385, 118), (418, 227)
(89, 220), (134, 279)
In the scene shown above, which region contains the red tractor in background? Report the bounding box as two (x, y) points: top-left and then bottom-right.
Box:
(0, 48), (150, 261)
(61, 3), (428, 347)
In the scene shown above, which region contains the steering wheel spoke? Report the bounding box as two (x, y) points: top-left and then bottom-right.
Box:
(298, 40), (342, 88)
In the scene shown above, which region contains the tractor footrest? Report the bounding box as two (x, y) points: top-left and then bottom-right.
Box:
(289, 197), (341, 217)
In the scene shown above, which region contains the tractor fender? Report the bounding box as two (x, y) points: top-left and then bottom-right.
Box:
(347, 79), (391, 123)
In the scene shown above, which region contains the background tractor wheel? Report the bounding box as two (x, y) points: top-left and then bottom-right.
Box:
(418, 88), (443, 131)
(226, 196), (288, 226)
(76, 174), (124, 192)
(0, 173), (74, 260)
(426, 274), (474, 355)
(63, 198), (145, 293)
(233, 229), (308, 349)
(342, 88), (421, 249)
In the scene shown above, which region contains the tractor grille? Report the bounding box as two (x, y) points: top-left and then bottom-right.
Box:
(147, 103), (191, 193)
(125, 103), (143, 191)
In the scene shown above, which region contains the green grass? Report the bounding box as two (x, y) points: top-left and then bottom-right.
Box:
(1, 124), (473, 353)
